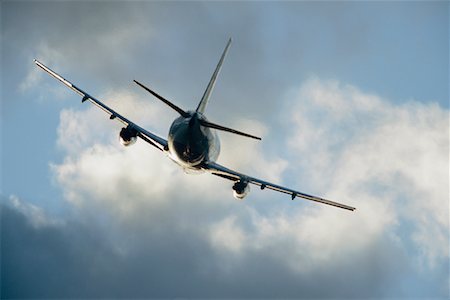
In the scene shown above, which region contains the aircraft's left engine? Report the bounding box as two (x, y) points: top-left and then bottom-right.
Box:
(119, 126), (138, 146)
(232, 180), (250, 200)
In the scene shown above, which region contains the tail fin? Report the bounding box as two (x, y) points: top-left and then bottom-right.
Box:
(196, 38), (232, 114)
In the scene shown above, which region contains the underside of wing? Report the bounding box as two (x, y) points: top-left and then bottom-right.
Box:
(34, 59), (168, 151)
(203, 161), (356, 211)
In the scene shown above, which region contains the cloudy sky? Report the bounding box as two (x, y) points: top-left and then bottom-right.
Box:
(1, 1), (449, 298)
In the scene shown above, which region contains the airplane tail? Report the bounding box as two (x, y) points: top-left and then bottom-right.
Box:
(195, 38), (232, 114)
(134, 38), (261, 141)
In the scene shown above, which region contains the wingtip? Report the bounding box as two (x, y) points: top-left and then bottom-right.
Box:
(345, 205), (356, 212)
(34, 59), (44, 68)
(133, 80), (147, 90)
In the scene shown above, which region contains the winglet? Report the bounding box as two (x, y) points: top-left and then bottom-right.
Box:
(196, 38), (232, 114)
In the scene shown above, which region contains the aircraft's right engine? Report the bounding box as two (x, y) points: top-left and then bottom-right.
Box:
(119, 126), (138, 146)
(232, 180), (250, 200)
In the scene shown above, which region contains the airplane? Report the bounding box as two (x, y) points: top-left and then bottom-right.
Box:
(34, 38), (355, 211)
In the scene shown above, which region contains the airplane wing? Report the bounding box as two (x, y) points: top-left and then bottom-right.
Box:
(34, 60), (168, 151)
(203, 161), (356, 211)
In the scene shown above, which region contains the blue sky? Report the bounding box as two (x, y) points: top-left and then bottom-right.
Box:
(1, 1), (449, 298)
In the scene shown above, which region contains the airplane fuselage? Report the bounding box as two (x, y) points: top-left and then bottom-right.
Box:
(168, 111), (220, 169)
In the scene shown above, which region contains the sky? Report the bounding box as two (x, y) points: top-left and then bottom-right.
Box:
(1, 1), (449, 298)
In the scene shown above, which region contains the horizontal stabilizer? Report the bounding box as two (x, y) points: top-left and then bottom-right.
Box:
(134, 80), (189, 117)
(199, 119), (261, 140)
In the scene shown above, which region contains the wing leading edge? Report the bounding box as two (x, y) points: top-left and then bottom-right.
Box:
(204, 161), (356, 211)
(34, 59), (168, 151)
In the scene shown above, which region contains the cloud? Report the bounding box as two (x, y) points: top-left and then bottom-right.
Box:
(17, 4), (154, 96)
(3, 78), (448, 298)
(3, 1), (448, 297)
(7, 195), (62, 228)
(284, 78), (449, 269)
(1, 197), (125, 298)
(51, 87), (285, 218)
(209, 215), (246, 254)
(53, 77), (449, 296)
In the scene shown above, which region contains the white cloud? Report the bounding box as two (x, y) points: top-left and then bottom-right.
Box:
(51, 88), (285, 221)
(282, 78), (449, 269)
(55, 89), (168, 155)
(205, 77), (448, 276)
(209, 215), (246, 254)
(52, 94), (181, 215)
(49, 77), (448, 296)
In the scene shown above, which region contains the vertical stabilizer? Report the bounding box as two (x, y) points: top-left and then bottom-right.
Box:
(196, 38), (232, 114)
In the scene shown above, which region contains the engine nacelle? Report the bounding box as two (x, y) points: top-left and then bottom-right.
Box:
(232, 180), (250, 200)
(119, 126), (138, 146)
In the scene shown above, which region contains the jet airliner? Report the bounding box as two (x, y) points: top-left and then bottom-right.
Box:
(34, 39), (355, 211)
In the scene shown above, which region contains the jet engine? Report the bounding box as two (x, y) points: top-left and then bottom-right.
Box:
(232, 180), (250, 200)
(119, 126), (138, 146)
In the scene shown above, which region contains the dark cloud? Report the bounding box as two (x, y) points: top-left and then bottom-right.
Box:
(2, 200), (447, 298)
(1, 203), (116, 298)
